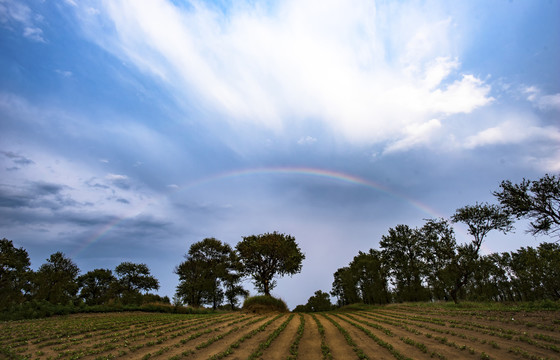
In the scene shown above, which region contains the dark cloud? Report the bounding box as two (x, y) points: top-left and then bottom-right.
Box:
(116, 198), (130, 204)
(32, 181), (65, 195)
(0, 191), (34, 208)
(0, 182), (77, 211)
(1, 150), (35, 167)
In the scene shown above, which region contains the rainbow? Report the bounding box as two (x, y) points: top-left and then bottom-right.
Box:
(72, 167), (442, 256)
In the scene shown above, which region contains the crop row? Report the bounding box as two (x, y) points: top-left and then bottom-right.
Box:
(1, 306), (559, 360)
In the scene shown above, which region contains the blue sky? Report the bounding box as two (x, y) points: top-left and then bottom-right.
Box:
(1, 0), (559, 309)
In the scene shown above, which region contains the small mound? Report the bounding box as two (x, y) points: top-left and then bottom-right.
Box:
(242, 295), (289, 313)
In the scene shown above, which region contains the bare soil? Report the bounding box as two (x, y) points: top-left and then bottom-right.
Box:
(1, 305), (559, 360)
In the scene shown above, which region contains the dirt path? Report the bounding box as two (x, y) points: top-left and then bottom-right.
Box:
(297, 314), (322, 359)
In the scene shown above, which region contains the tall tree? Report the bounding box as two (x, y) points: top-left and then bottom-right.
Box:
(419, 219), (458, 301)
(33, 252), (80, 304)
(78, 269), (116, 305)
(114, 262), (159, 304)
(494, 174), (560, 239)
(175, 238), (241, 309)
(331, 266), (360, 306)
(351, 249), (390, 304)
(380, 225), (429, 302)
(0, 238), (31, 310)
(236, 232), (305, 296)
(451, 202), (513, 253)
(222, 251), (249, 310)
(175, 259), (206, 308)
(449, 202), (513, 303)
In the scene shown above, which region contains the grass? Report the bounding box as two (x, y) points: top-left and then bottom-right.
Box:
(242, 295), (289, 313)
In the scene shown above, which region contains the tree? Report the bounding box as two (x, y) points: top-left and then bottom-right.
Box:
(175, 258), (206, 308)
(33, 252), (80, 304)
(494, 174), (560, 239)
(510, 243), (560, 301)
(418, 219), (458, 301)
(0, 238), (31, 310)
(222, 251), (249, 310)
(78, 269), (116, 305)
(380, 225), (429, 302)
(175, 238), (243, 309)
(331, 266), (360, 306)
(306, 290), (333, 312)
(114, 262), (159, 304)
(451, 202), (513, 253)
(236, 232), (305, 296)
(351, 249), (390, 304)
(449, 202), (513, 303)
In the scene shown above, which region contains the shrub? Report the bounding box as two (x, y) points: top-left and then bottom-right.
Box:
(242, 295), (288, 313)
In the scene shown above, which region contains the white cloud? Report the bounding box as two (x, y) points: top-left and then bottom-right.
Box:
(105, 174), (127, 181)
(384, 119), (442, 153)
(297, 136), (317, 145)
(535, 94), (560, 111)
(464, 115), (560, 149)
(55, 69), (73, 77)
(524, 86), (560, 111)
(0, 0), (45, 42)
(22, 26), (45, 42)
(74, 0), (493, 146)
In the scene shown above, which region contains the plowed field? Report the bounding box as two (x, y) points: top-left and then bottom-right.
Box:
(1, 304), (559, 359)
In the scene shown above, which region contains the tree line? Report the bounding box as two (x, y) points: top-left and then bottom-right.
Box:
(0, 231), (305, 317)
(330, 174), (560, 307)
(0, 244), (166, 313)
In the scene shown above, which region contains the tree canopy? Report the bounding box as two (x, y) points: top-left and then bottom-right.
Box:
(494, 173), (560, 239)
(114, 262), (159, 304)
(0, 238), (31, 310)
(175, 238), (246, 309)
(33, 252), (80, 305)
(236, 231), (305, 296)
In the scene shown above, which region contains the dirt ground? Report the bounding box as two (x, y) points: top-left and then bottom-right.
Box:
(1, 305), (559, 359)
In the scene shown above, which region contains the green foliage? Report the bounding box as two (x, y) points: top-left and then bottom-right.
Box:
(331, 249), (390, 306)
(297, 290), (333, 312)
(175, 238), (246, 309)
(77, 268), (116, 305)
(0, 238), (31, 311)
(115, 262), (159, 304)
(33, 252), (80, 305)
(494, 173), (560, 238)
(380, 225), (430, 302)
(242, 295), (288, 312)
(451, 202), (513, 252)
(236, 231), (305, 296)
(0, 298), (211, 321)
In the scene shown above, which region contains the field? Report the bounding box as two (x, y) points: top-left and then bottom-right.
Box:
(1, 304), (559, 360)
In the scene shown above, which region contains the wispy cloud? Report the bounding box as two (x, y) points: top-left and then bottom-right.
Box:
(74, 0), (493, 146)
(524, 86), (560, 111)
(1, 150), (35, 167)
(297, 136), (317, 146)
(0, 0), (46, 42)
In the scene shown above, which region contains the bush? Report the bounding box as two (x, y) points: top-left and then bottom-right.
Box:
(242, 295), (288, 313)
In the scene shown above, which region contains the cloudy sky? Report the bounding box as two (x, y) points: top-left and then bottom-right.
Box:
(1, 0), (559, 308)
